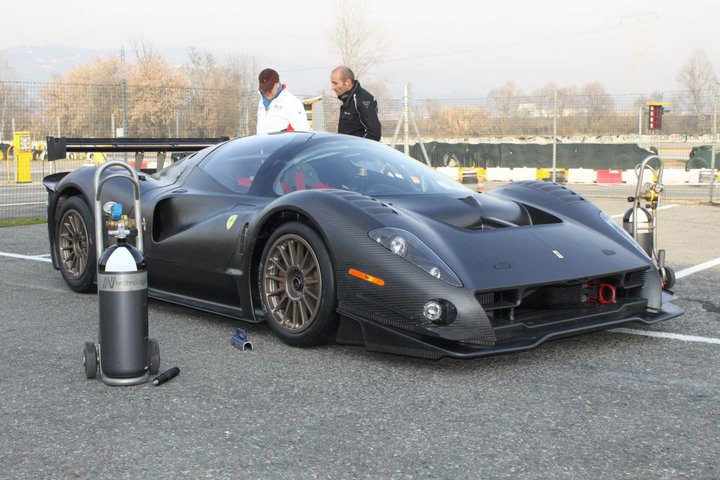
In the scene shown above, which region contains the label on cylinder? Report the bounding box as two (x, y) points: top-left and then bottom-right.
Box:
(98, 272), (147, 292)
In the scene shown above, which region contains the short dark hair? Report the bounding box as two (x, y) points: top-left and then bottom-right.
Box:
(333, 66), (355, 82)
(258, 68), (280, 92)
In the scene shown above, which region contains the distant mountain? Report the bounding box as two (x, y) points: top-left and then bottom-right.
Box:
(0, 45), (110, 82)
(0, 44), (204, 84)
(0, 44), (331, 99)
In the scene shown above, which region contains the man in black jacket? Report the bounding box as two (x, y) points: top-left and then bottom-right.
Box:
(330, 66), (381, 141)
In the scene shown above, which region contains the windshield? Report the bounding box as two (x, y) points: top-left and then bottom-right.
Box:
(273, 138), (471, 197)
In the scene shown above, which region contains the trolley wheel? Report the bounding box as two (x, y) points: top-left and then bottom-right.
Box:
(148, 338), (161, 375)
(660, 266), (676, 290)
(83, 342), (98, 379)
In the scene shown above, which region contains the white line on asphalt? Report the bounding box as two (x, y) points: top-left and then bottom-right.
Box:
(676, 257), (720, 279)
(610, 328), (720, 345)
(0, 252), (52, 262)
(610, 204), (679, 219)
(0, 201), (45, 207)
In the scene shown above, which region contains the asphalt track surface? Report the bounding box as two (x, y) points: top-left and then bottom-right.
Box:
(1, 199), (719, 479)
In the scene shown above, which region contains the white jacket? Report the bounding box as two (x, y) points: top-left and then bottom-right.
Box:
(256, 86), (310, 134)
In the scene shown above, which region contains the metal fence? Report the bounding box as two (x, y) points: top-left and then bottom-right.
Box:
(1, 81), (718, 220)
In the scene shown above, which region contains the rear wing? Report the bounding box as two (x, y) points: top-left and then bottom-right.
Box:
(46, 137), (229, 162)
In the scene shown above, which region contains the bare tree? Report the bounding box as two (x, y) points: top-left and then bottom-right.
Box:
(487, 81), (524, 134)
(179, 48), (258, 137)
(531, 83), (559, 117)
(0, 57), (17, 142)
(579, 82), (614, 135)
(422, 100), (490, 138)
(676, 49), (718, 132)
(185, 48), (218, 90)
(40, 56), (123, 137)
(327, 0), (386, 80)
(530, 83), (560, 135)
(221, 53), (258, 136)
(222, 53), (257, 95)
(130, 37), (160, 71)
(181, 48), (221, 136)
(123, 41), (187, 136)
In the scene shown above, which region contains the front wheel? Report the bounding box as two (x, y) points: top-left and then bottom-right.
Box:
(56, 196), (96, 292)
(259, 222), (337, 347)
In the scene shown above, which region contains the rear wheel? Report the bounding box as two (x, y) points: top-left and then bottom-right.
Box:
(259, 222), (337, 347)
(56, 196), (96, 292)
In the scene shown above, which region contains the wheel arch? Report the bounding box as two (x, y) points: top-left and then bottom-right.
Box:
(247, 208), (330, 321)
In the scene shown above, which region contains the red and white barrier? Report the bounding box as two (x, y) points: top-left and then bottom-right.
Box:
(595, 169), (624, 184)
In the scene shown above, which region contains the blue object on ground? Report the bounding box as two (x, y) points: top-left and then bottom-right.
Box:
(231, 327), (253, 351)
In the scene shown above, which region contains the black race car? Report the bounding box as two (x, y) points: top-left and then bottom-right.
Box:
(44, 132), (682, 359)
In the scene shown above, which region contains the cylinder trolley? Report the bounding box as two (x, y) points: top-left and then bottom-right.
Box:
(83, 161), (160, 385)
(623, 154), (676, 289)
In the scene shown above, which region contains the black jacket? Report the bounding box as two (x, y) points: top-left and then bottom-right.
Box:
(337, 81), (381, 141)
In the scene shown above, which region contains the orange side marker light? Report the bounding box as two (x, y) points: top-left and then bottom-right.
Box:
(348, 268), (385, 286)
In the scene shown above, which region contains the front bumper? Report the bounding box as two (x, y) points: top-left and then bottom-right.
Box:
(336, 292), (683, 359)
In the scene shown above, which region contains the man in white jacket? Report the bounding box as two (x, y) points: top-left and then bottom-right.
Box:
(256, 68), (310, 134)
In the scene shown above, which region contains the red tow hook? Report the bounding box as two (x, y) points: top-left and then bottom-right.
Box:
(597, 283), (616, 304)
(587, 281), (616, 304)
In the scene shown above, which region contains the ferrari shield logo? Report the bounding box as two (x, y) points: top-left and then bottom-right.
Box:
(552, 250), (564, 259)
(226, 215), (238, 230)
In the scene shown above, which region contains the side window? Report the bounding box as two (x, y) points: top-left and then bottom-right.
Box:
(272, 145), (406, 196)
(275, 160), (328, 194)
(273, 150), (349, 195)
(203, 139), (281, 193)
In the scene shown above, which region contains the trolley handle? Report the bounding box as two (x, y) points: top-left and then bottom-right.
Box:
(93, 161), (144, 260)
(633, 154), (663, 201)
(629, 154), (664, 264)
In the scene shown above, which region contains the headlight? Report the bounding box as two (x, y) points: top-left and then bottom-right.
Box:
(369, 227), (463, 287)
(390, 236), (407, 256)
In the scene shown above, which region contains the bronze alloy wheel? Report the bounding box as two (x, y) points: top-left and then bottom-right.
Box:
(58, 209), (90, 280)
(262, 233), (322, 333)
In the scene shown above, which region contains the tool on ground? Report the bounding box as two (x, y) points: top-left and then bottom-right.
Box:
(231, 327), (253, 351)
(152, 367), (180, 386)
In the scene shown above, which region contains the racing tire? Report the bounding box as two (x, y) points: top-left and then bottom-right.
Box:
(83, 342), (98, 379)
(148, 338), (161, 375)
(56, 196), (96, 293)
(259, 222), (337, 347)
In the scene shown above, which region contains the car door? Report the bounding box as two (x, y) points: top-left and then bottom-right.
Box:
(142, 169), (258, 308)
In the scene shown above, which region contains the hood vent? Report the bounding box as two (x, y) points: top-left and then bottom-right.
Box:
(330, 190), (397, 216)
(403, 194), (561, 230)
(512, 180), (586, 204)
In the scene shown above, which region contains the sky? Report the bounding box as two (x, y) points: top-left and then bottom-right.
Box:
(1, 0), (718, 98)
